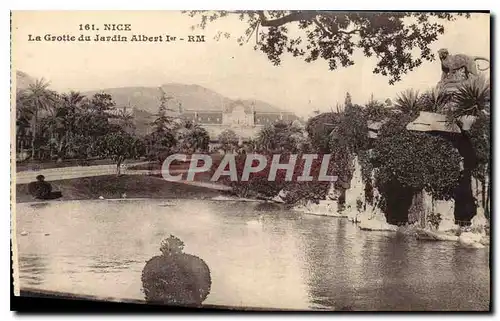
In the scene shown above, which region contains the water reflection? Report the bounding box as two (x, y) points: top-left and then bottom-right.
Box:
(15, 199), (490, 310)
(18, 255), (49, 286)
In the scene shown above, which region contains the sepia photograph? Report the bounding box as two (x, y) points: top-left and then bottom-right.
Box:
(10, 10), (491, 312)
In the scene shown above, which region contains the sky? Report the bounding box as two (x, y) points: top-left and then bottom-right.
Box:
(12, 11), (490, 117)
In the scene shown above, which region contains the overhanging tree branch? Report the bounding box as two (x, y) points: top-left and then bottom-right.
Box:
(313, 17), (361, 38)
(257, 11), (318, 27)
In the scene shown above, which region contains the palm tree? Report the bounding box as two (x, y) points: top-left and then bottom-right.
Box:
(420, 86), (452, 113)
(61, 91), (86, 152)
(20, 78), (58, 160)
(177, 121), (210, 153)
(15, 90), (33, 158)
(117, 108), (135, 132)
(450, 76), (490, 119)
(394, 89), (421, 115)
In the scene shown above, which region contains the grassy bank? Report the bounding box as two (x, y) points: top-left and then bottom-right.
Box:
(16, 175), (227, 203)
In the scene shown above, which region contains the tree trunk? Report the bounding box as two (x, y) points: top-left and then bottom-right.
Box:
(31, 110), (38, 160)
(485, 169), (490, 220)
(19, 139), (24, 159)
(481, 177), (486, 209)
(116, 162), (122, 176)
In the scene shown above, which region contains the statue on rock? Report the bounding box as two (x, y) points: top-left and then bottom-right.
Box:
(437, 48), (490, 91)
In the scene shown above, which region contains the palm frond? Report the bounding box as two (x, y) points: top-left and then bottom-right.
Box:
(420, 86), (452, 113)
(395, 89), (421, 114)
(451, 76), (490, 118)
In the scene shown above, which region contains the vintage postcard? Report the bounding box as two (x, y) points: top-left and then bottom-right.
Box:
(11, 11), (490, 311)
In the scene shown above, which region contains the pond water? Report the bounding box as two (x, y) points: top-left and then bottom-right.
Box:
(15, 199), (490, 311)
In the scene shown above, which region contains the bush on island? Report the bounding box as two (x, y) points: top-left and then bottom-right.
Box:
(141, 235), (211, 306)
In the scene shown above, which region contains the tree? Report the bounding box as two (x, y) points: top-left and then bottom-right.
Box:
(332, 104), (369, 154)
(15, 90), (33, 158)
(176, 121), (210, 153)
(420, 86), (452, 113)
(88, 92), (116, 114)
(116, 108), (136, 132)
(306, 113), (341, 153)
(144, 89), (178, 161)
(469, 113), (490, 218)
(40, 91), (88, 162)
(141, 235), (211, 306)
(101, 129), (142, 175)
(217, 129), (239, 152)
(19, 78), (58, 160)
(186, 11), (469, 84)
(344, 92), (352, 107)
(450, 76), (490, 119)
(394, 89), (422, 115)
(152, 88), (176, 132)
(255, 120), (305, 153)
(364, 98), (392, 122)
(58, 91), (86, 159)
(66, 93), (116, 160)
(144, 130), (176, 162)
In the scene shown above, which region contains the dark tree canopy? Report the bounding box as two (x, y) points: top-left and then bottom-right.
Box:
(185, 11), (469, 84)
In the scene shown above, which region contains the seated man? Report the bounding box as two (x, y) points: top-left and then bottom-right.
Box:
(28, 175), (61, 200)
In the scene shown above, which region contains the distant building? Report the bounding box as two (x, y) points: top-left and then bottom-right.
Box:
(179, 100), (300, 143)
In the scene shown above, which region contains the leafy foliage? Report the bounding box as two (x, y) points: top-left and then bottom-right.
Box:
(152, 88), (176, 132)
(18, 78), (59, 159)
(427, 212), (442, 230)
(373, 113), (461, 200)
(333, 104), (369, 153)
(144, 130), (176, 162)
(450, 76), (490, 118)
(364, 99), (392, 122)
(306, 112), (341, 152)
(394, 89), (422, 115)
(217, 129), (239, 152)
(212, 152), (335, 204)
(255, 120), (306, 153)
(175, 121), (210, 153)
(101, 129), (143, 174)
(160, 235), (185, 256)
(282, 180), (331, 206)
(419, 86), (452, 113)
(186, 11), (469, 84)
(469, 113), (490, 182)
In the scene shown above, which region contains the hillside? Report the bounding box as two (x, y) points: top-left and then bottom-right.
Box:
(15, 71), (294, 136)
(15, 71), (36, 90)
(82, 84), (284, 115)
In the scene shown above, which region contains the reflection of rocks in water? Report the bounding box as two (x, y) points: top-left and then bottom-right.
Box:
(19, 255), (49, 286)
(87, 258), (141, 273)
(29, 202), (51, 209)
(254, 201), (282, 212)
(142, 235), (211, 306)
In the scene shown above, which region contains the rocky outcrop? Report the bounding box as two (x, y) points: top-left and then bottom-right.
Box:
(292, 184), (343, 217)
